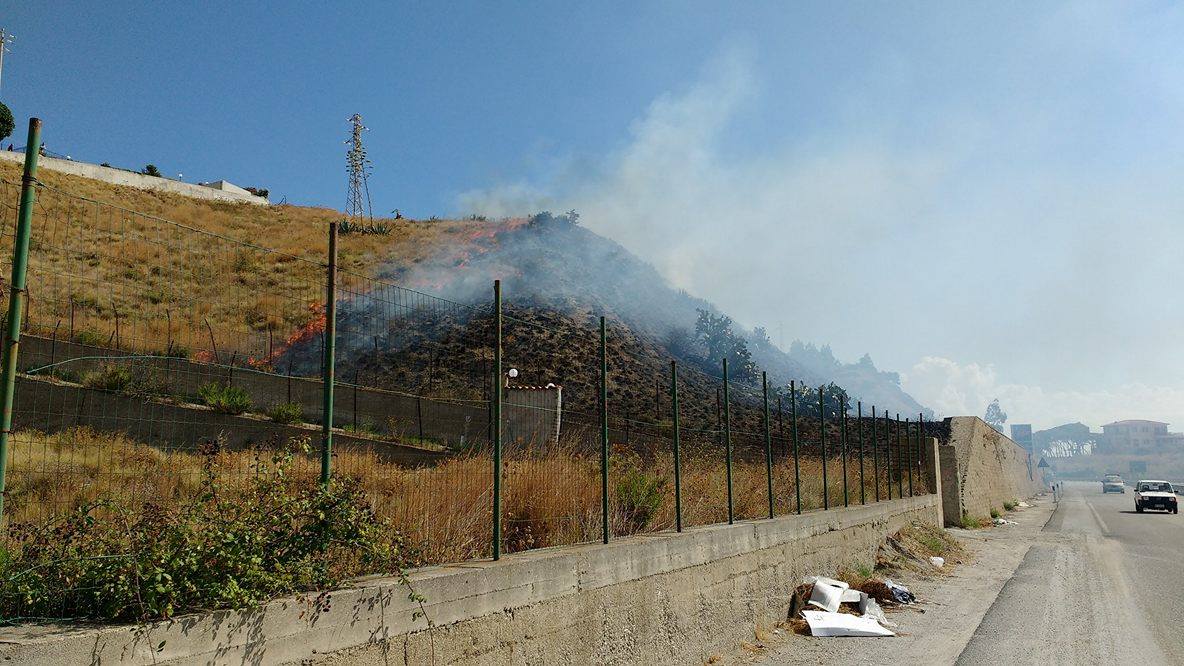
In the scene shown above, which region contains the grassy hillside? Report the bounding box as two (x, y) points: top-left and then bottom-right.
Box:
(0, 160), (926, 430)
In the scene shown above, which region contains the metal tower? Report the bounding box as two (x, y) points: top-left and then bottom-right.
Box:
(345, 113), (373, 224)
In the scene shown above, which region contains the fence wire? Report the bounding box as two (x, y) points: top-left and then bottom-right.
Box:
(0, 174), (936, 623)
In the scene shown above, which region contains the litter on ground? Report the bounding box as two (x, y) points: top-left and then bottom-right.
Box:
(882, 578), (916, 604)
(1017, 501), (1031, 508)
(801, 610), (895, 637)
(929, 556), (945, 568)
(807, 580), (845, 613)
(993, 518), (1018, 526)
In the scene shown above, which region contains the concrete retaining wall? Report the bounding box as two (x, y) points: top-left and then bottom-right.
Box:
(12, 375), (446, 467)
(0, 495), (940, 665)
(939, 416), (1044, 525)
(0, 150), (268, 205)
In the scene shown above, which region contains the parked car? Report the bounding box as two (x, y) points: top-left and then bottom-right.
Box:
(1134, 480), (1177, 514)
(1102, 473), (1125, 494)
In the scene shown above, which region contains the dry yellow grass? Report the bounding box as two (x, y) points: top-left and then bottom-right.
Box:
(0, 161), (481, 363)
(4, 427), (927, 567)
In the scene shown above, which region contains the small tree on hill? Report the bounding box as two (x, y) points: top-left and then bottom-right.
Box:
(142, 164), (162, 177)
(694, 309), (757, 381)
(984, 398), (1007, 433)
(0, 102), (13, 146)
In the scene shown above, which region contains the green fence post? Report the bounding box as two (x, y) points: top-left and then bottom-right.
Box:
(762, 371), (773, 519)
(906, 418), (914, 497)
(819, 385), (828, 510)
(883, 410), (892, 500)
(896, 413), (904, 499)
(671, 360), (682, 532)
(791, 380), (801, 515)
(492, 280), (502, 560)
(600, 316), (609, 543)
(872, 406), (879, 501)
(918, 413), (925, 494)
(320, 221), (338, 486)
(723, 358), (733, 524)
(0, 118), (41, 523)
(858, 401), (865, 505)
(841, 396), (849, 508)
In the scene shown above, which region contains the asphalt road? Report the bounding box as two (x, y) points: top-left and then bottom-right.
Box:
(956, 480), (1183, 664)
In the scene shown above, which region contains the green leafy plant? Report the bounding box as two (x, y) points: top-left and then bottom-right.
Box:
(1003, 500), (1018, 511)
(990, 508), (1001, 519)
(342, 419), (379, 436)
(73, 329), (106, 347)
(197, 382), (252, 414)
(141, 164), (162, 177)
(266, 402), (304, 425)
(80, 364), (132, 392)
(615, 468), (666, 533)
(960, 513), (986, 529)
(0, 438), (410, 622)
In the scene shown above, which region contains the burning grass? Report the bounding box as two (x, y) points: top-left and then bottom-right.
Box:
(3, 427), (930, 569)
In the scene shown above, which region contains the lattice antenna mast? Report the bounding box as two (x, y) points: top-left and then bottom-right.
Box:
(345, 113), (374, 224)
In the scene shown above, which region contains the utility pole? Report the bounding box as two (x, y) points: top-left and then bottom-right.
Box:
(0, 29), (14, 95)
(345, 113), (374, 226)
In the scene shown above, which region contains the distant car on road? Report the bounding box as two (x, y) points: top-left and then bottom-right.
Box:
(1134, 480), (1177, 514)
(1102, 474), (1125, 493)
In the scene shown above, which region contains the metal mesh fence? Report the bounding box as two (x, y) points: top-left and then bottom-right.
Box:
(0, 157), (937, 621)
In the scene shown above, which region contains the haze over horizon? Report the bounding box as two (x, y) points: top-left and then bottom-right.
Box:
(4, 2), (1182, 431)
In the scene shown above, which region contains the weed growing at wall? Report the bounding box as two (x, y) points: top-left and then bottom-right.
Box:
(197, 382), (252, 414)
(266, 401), (304, 425)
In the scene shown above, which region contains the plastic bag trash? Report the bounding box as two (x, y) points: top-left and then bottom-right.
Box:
(992, 518), (1018, 526)
(1017, 501), (1031, 508)
(808, 581), (846, 613)
(929, 556), (945, 568)
(883, 578), (915, 604)
(801, 610), (895, 637)
(858, 596), (897, 628)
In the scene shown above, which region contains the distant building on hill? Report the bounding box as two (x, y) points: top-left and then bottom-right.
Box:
(1100, 419), (1184, 453)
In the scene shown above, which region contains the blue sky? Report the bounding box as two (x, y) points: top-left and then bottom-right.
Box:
(4, 2), (1184, 430)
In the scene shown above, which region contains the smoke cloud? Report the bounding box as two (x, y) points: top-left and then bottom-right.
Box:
(456, 4), (1184, 432)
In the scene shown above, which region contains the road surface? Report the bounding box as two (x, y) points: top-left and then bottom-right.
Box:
(956, 480), (1182, 663)
(747, 481), (1183, 665)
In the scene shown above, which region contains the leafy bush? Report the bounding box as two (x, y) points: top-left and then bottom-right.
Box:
(343, 419), (379, 436)
(0, 438), (410, 622)
(80, 364), (132, 392)
(73, 329), (106, 347)
(266, 402), (304, 425)
(1003, 500), (1018, 511)
(615, 468), (665, 533)
(990, 508), (1001, 519)
(80, 363), (169, 397)
(141, 164), (162, 177)
(197, 382), (252, 414)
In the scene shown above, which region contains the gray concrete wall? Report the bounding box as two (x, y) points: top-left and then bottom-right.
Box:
(18, 334), (491, 450)
(0, 150), (268, 205)
(0, 494), (939, 665)
(12, 375), (446, 467)
(939, 416), (1044, 525)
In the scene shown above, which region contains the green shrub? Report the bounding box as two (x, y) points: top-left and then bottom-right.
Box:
(197, 382), (252, 414)
(615, 468), (665, 533)
(0, 438), (410, 622)
(266, 402), (304, 425)
(73, 329), (106, 347)
(342, 419), (379, 436)
(990, 508), (1001, 519)
(960, 514), (986, 529)
(81, 364), (132, 392)
(1003, 500), (1018, 511)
